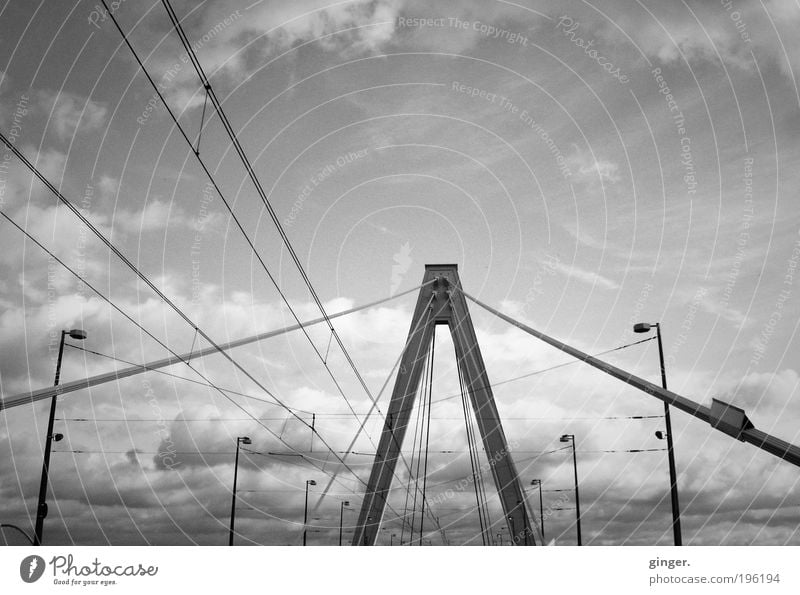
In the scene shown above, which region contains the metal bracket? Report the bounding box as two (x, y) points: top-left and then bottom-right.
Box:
(709, 398), (754, 441)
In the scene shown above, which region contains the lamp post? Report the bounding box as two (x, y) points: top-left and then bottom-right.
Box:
(338, 500), (349, 546)
(560, 434), (581, 546)
(530, 479), (545, 541)
(303, 480), (316, 546)
(390, 533), (397, 546)
(634, 322), (682, 546)
(34, 328), (87, 546)
(229, 436), (251, 545)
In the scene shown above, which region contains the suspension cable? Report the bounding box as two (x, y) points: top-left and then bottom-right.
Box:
(418, 326), (435, 545)
(408, 332), (433, 544)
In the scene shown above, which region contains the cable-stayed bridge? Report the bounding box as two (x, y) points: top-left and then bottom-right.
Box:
(2, 264), (798, 546)
(1, 0), (798, 547)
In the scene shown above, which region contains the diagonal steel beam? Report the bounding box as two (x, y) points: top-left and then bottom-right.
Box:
(464, 291), (800, 468)
(0, 286), (426, 412)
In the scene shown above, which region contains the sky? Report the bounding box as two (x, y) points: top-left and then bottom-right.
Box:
(0, 0), (799, 546)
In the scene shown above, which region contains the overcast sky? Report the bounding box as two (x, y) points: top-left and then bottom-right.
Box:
(1, 0), (799, 546)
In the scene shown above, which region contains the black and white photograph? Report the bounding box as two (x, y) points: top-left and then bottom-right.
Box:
(1, 0), (799, 590)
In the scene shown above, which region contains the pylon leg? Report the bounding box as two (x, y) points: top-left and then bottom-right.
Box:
(352, 265), (539, 546)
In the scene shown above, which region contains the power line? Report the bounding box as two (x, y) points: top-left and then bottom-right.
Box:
(98, 0), (388, 458)
(0, 140), (371, 507)
(63, 338), (661, 423)
(157, 0), (379, 414)
(0, 281), (430, 411)
(98, 2), (429, 504)
(63, 344), (316, 413)
(58, 414), (665, 422)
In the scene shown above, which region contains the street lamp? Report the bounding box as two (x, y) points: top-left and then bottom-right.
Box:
(560, 434), (581, 546)
(530, 479), (545, 541)
(338, 500), (350, 546)
(391, 533), (397, 546)
(303, 480), (316, 546)
(229, 436), (251, 546)
(634, 322), (682, 546)
(34, 328), (86, 546)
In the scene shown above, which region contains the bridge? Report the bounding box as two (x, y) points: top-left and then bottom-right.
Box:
(2, 263), (798, 546)
(1, 0), (798, 547)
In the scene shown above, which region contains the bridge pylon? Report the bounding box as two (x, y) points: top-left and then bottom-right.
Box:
(353, 264), (541, 546)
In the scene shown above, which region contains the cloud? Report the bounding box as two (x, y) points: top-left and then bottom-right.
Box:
(115, 199), (186, 234)
(137, 0), (407, 115)
(726, 368), (800, 426)
(245, 0), (403, 57)
(97, 175), (118, 199)
(593, 0), (800, 80)
(567, 145), (621, 184)
(36, 90), (107, 141)
(1, 285), (796, 544)
(554, 261), (620, 290)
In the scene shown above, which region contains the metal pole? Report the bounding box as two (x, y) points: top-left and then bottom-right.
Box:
(515, 499), (531, 545)
(656, 324), (682, 546)
(339, 502), (344, 546)
(537, 482), (545, 541)
(303, 482), (310, 546)
(228, 439), (241, 546)
(571, 438), (582, 546)
(33, 330), (66, 546)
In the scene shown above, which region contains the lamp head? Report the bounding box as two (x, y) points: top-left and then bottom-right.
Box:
(530, 479), (540, 486)
(239, 436), (252, 445)
(655, 430), (665, 440)
(559, 434), (573, 443)
(52, 433), (64, 442)
(633, 322), (652, 333)
(343, 501), (350, 507)
(308, 480), (316, 486)
(67, 329), (87, 340)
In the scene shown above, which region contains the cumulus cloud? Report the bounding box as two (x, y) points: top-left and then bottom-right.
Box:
(36, 90), (107, 141)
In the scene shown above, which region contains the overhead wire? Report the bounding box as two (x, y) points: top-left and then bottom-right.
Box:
(400, 328), (428, 547)
(345, 297), (447, 542)
(98, 3), (434, 509)
(418, 325), (435, 545)
(156, 0), (380, 421)
(63, 338), (661, 423)
(0, 139), (385, 518)
(456, 348), (487, 545)
(406, 334), (429, 545)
